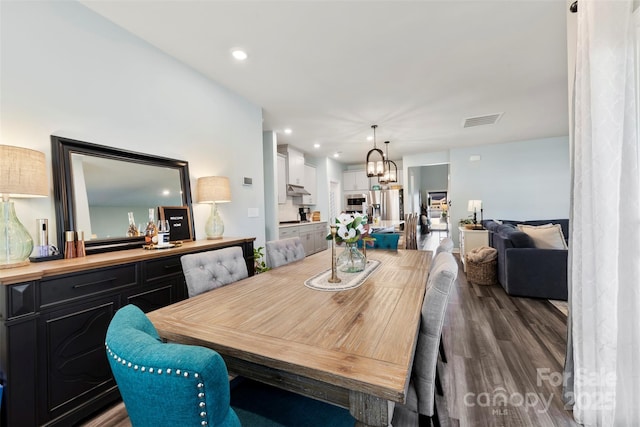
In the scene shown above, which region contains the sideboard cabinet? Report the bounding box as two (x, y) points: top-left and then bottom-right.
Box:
(0, 238), (254, 427)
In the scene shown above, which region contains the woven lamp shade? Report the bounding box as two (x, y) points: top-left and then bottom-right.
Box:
(196, 176), (231, 203)
(0, 145), (48, 198)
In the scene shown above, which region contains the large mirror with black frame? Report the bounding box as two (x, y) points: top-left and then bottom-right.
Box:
(51, 135), (195, 254)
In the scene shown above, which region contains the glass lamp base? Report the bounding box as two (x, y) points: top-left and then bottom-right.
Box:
(1, 200), (34, 269)
(204, 203), (224, 240)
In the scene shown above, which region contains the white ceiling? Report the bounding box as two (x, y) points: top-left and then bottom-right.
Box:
(80, 0), (570, 165)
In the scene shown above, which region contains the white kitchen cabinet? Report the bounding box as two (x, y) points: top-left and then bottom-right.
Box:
(313, 223), (328, 253)
(277, 154), (287, 204)
(287, 147), (305, 186)
(279, 226), (299, 240)
(278, 222), (327, 256)
(302, 164), (317, 205)
(299, 226), (315, 255)
(343, 170), (370, 192)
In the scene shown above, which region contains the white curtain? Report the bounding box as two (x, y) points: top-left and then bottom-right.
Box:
(565, 0), (640, 426)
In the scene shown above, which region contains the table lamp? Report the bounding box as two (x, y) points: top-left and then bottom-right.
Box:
(0, 145), (48, 269)
(196, 176), (231, 240)
(467, 200), (483, 225)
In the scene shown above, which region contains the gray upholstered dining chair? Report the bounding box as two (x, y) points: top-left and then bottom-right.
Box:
(265, 237), (306, 268)
(181, 247), (248, 298)
(430, 237), (455, 365)
(434, 237), (454, 257)
(391, 252), (458, 427)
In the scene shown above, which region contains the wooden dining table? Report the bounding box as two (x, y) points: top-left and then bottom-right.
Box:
(147, 248), (432, 427)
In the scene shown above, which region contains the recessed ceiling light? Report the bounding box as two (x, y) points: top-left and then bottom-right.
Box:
(231, 49), (248, 61)
(333, 152), (340, 158)
(367, 136), (373, 141)
(314, 143), (320, 148)
(284, 128), (292, 134)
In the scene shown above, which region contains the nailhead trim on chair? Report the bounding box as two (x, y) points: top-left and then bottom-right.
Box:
(105, 343), (207, 424)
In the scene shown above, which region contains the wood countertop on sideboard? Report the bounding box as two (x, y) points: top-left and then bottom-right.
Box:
(0, 237), (255, 286)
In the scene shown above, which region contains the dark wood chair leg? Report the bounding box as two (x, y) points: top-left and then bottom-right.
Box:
(439, 336), (447, 363)
(435, 365), (444, 396)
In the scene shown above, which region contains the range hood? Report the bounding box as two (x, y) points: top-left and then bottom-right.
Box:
(286, 184), (311, 196)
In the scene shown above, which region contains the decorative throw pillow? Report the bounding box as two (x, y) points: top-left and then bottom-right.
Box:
(516, 223), (568, 249)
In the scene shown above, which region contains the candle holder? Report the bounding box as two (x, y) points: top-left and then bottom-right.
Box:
(328, 225), (341, 283)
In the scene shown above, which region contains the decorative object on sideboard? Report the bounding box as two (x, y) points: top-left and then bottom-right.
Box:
(468, 199), (483, 226)
(366, 124), (385, 177)
(0, 145), (48, 269)
(197, 176), (231, 240)
(378, 140), (398, 184)
(156, 219), (171, 247)
(76, 230), (86, 257)
(29, 218), (62, 262)
(64, 230), (76, 259)
(51, 135), (194, 255)
(158, 205), (194, 242)
(144, 208), (159, 245)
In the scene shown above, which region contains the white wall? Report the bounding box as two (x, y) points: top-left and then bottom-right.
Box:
(262, 131), (279, 242)
(1, 1), (266, 249)
(448, 136), (570, 244)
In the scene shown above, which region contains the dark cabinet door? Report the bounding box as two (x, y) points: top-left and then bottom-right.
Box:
(38, 295), (120, 425)
(127, 283), (174, 313)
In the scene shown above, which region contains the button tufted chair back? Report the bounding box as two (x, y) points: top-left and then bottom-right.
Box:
(430, 237), (455, 274)
(370, 232), (401, 250)
(105, 304), (241, 427)
(265, 237), (306, 268)
(434, 237), (454, 256)
(181, 247), (248, 298)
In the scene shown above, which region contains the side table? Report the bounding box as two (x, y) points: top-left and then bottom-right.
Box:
(458, 226), (489, 272)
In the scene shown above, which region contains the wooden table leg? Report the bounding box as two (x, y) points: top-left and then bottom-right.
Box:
(349, 391), (390, 427)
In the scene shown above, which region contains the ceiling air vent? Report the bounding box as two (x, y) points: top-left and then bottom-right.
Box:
(463, 113), (503, 128)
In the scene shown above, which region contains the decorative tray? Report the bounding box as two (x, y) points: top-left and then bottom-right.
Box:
(142, 242), (181, 250)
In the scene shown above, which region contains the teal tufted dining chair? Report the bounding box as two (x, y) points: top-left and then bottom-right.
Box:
(105, 304), (241, 427)
(106, 305), (355, 427)
(357, 233), (401, 251)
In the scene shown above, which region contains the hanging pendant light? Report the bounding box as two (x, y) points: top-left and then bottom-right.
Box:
(379, 141), (398, 184)
(366, 125), (385, 177)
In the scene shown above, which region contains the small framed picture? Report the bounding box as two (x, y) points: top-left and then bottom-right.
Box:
(158, 206), (193, 242)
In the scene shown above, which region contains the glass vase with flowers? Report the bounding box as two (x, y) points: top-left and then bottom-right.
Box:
(326, 212), (370, 273)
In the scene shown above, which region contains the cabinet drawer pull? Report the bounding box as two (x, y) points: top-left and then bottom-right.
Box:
(163, 264), (181, 270)
(72, 277), (117, 289)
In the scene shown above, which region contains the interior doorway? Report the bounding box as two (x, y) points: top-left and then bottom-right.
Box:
(407, 163), (450, 235)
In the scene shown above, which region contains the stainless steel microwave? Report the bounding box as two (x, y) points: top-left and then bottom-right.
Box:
(345, 193), (367, 212)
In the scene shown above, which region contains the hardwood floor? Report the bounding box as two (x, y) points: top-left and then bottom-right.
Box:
(421, 229), (577, 427)
(82, 231), (577, 427)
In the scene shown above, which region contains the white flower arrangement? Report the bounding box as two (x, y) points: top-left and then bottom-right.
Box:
(327, 212), (369, 244)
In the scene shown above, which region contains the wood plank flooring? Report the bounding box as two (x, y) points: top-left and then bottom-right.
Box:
(81, 230), (577, 427)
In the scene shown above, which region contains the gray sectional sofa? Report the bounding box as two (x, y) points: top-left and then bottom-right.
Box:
(481, 219), (569, 301)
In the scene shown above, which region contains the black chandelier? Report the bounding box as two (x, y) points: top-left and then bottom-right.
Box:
(378, 140), (398, 184)
(366, 125), (385, 177)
